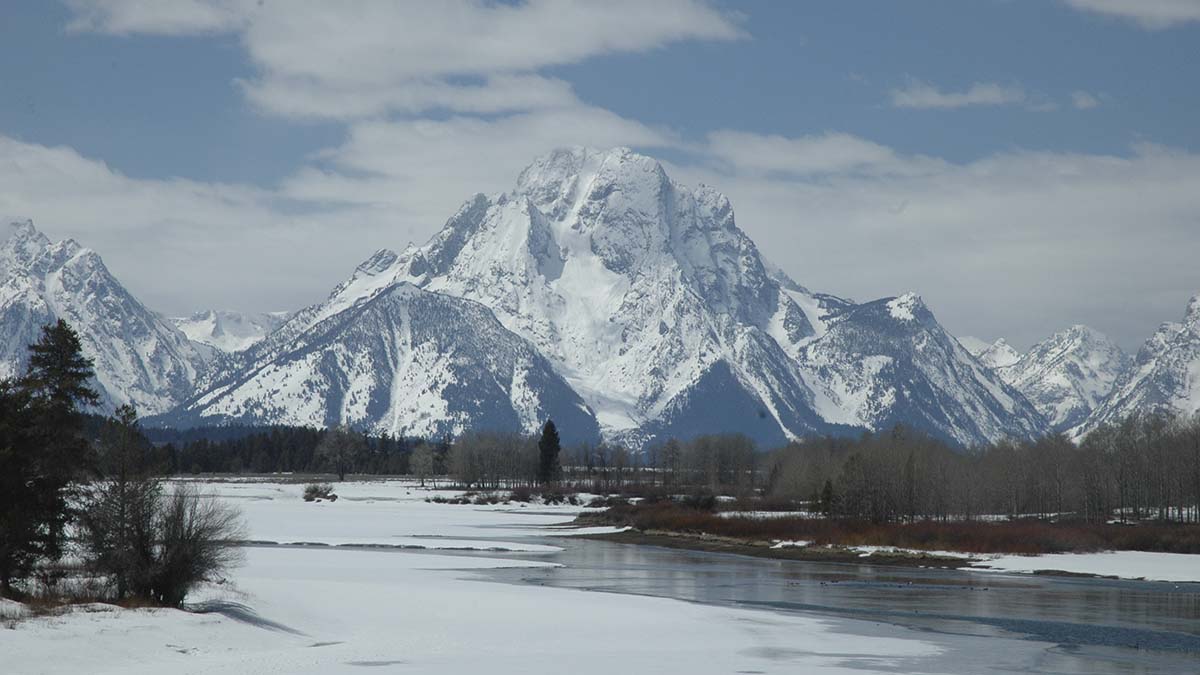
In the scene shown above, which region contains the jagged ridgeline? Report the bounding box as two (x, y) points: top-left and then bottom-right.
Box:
(161, 147), (1044, 447)
(0, 220), (216, 415)
(6, 148), (1198, 448)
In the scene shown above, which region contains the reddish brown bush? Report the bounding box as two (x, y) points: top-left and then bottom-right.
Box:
(593, 503), (1200, 555)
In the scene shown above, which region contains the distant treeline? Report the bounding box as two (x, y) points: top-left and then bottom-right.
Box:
(766, 415), (1200, 524)
(122, 411), (1200, 525)
(103, 421), (451, 476)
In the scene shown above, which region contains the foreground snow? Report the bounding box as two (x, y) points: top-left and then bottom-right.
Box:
(6, 546), (946, 674)
(3, 479), (948, 674)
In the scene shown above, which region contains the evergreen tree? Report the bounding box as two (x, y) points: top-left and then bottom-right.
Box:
(23, 319), (99, 478)
(537, 420), (561, 485)
(0, 321), (97, 595)
(0, 381), (39, 594)
(24, 319), (100, 411)
(819, 479), (835, 517)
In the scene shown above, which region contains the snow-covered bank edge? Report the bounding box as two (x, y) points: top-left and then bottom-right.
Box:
(598, 531), (1200, 584)
(968, 551), (1200, 583)
(778, 541), (1200, 583)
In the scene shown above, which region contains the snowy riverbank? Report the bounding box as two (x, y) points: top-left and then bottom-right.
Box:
(2, 480), (947, 674)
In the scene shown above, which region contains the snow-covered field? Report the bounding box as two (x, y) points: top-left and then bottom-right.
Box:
(766, 541), (1200, 582)
(972, 551), (1200, 583)
(201, 479), (613, 551)
(3, 479), (947, 674)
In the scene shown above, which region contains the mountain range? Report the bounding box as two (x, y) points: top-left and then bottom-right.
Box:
(3, 148), (1197, 448)
(0, 219), (216, 415)
(172, 310), (290, 353)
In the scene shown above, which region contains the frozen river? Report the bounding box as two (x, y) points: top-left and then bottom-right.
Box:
(5, 480), (1199, 674)
(482, 534), (1200, 673)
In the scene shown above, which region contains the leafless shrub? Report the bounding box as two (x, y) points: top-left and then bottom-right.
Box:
(303, 483), (335, 502)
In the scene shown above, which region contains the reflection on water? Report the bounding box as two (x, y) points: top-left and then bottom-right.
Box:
(477, 537), (1200, 674)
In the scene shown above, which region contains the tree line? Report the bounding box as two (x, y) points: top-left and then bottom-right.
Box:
(440, 416), (1200, 527)
(157, 408), (1199, 530)
(766, 416), (1200, 524)
(138, 424), (451, 477)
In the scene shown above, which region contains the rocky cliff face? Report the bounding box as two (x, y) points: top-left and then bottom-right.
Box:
(0, 219), (214, 414)
(1079, 295), (1200, 436)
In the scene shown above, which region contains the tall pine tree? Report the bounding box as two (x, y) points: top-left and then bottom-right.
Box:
(537, 420), (561, 485)
(0, 320), (98, 595)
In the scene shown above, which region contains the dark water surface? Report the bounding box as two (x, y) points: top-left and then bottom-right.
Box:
(475, 536), (1200, 674)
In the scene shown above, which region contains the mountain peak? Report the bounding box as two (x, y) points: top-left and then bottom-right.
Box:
(356, 248), (399, 275)
(0, 220), (211, 414)
(1055, 324), (1114, 347)
(173, 309), (290, 353)
(1186, 293), (1200, 325)
(976, 338), (1022, 369)
(516, 146), (646, 187)
(4, 218), (38, 239)
(1, 218), (52, 265)
(885, 292), (926, 322)
(993, 324), (1128, 434)
(513, 146), (668, 218)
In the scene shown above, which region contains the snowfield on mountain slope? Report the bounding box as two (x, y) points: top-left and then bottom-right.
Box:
(173, 284), (600, 442)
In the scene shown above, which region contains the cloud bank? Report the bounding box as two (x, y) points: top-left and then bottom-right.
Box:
(0, 0), (1192, 353)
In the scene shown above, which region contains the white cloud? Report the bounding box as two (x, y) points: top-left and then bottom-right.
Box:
(6, 122), (1200, 351)
(670, 134), (1200, 349)
(238, 74), (582, 120)
(0, 101), (679, 315)
(43, 0), (732, 312)
(0, 134), (385, 315)
(281, 106), (679, 229)
(1062, 0), (1200, 29)
(704, 130), (944, 177)
(66, 0), (744, 120)
(890, 80), (1026, 109)
(1071, 90), (1101, 109)
(42, 1), (1200, 351)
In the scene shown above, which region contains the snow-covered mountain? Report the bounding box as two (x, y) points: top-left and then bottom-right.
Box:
(1079, 295), (1200, 436)
(988, 326), (1129, 434)
(962, 337), (1022, 370)
(783, 288), (1046, 446)
(0, 150), (1062, 446)
(168, 272), (600, 443)
(0, 219), (214, 414)
(173, 310), (290, 353)
(397, 148), (851, 447)
(178, 147), (1046, 446)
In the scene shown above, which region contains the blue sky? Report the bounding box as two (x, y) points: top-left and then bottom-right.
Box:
(1, 1), (1198, 350)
